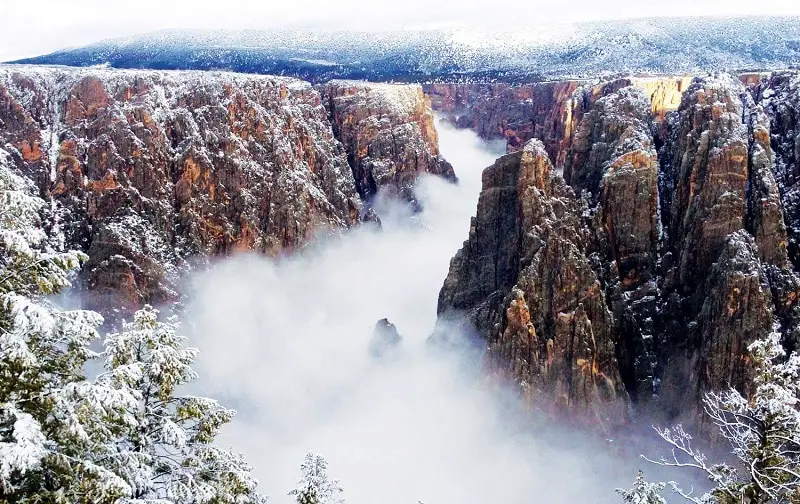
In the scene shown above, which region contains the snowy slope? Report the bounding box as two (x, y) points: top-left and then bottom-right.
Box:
(10, 17), (800, 82)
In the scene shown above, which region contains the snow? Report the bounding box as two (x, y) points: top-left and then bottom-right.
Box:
(13, 16), (800, 82)
(0, 408), (48, 486)
(326, 79), (424, 118)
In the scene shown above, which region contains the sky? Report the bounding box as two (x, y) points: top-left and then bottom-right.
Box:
(1, 0), (800, 61)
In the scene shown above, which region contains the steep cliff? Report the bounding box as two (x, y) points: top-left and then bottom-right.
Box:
(438, 73), (800, 422)
(664, 77), (752, 290)
(743, 71), (800, 354)
(0, 66), (362, 312)
(425, 77), (691, 168)
(652, 76), (784, 414)
(438, 140), (626, 427)
(320, 80), (455, 203)
(561, 85), (662, 405)
(426, 81), (584, 167)
(749, 72), (800, 269)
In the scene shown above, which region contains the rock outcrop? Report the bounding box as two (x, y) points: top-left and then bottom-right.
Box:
(368, 318), (403, 359)
(748, 72), (800, 269)
(654, 75), (796, 416)
(425, 77), (691, 167)
(426, 81), (584, 167)
(743, 71), (800, 353)
(438, 73), (800, 423)
(0, 66), (362, 312)
(563, 86), (662, 404)
(438, 140), (626, 427)
(320, 80), (455, 203)
(663, 77), (751, 290)
(659, 231), (773, 416)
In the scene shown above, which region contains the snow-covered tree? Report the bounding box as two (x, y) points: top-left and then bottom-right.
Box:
(1, 156), (135, 502)
(616, 471), (667, 504)
(97, 304), (267, 503)
(0, 153), (83, 305)
(1, 158), (265, 503)
(288, 452), (344, 504)
(644, 332), (800, 504)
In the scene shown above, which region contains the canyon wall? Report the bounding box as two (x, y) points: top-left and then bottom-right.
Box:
(424, 76), (691, 168)
(438, 139), (627, 426)
(320, 80), (455, 203)
(437, 72), (800, 426)
(3, 64), (799, 425)
(0, 67), (452, 313)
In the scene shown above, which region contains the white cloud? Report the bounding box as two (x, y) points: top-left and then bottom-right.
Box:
(1, 0), (799, 61)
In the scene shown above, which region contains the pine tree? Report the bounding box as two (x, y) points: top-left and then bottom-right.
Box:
(1, 155), (266, 504)
(645, 332), (800, 504)
(97, 305), (267, 504)
(288, 452), (344, 504)
(1, 154), (135, 502)
(0, 152), (84, 307)
(616, 471), (667, 504)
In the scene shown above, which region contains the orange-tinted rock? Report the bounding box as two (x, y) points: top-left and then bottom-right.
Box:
(64, 76), (111, 125)
(437, 140), (626, 428)
(566, 86), (661, 289)
(425, 76), (691, 169)
(629, 77), (693, 122)
(320, 81), (455, 202)
(656, 75), (796, 413)
(19, 141), (42, 162)
(0, 67), (362, 314)
(664, 76), (750, 290)
(438, 72), (800, 420)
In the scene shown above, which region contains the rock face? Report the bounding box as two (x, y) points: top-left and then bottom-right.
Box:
(655, 76), (792, 415)
(744, 71), (800, 354)
(562, 86), (662, 405)
(438, 73), (800, 423)
(749, 72), (800, 269)
(425, 77), (691, 168)
(438, 140), (626, 427)
(368, 318), (403, 359)
(664, 77), (751, 290)
(0, 66), (362, 312)
(320, 80), (455, 203)
(427, 81), (584, 167)
(666, 231), (773, 413)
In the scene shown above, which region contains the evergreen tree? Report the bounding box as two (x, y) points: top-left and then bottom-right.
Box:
(616, 471), (667, 504)
(288, 452), (343, 504)
(1, 155), (135, 502)
(0, 154), (82, 303)
(1, 153), (266, 504)
(645, 332), (800, 504)
(97, 305), (267, 503)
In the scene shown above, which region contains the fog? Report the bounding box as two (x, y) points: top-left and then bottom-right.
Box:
(185, 118), (655, 503)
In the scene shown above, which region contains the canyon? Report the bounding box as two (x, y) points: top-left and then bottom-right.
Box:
(0, 67), (449, 313)
(434, 71), (800, 426)
(2, 64), (800, 428)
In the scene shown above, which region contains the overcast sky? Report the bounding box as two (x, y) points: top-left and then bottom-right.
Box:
(2, 0), (800, 61)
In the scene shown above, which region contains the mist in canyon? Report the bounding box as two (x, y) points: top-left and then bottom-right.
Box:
(184, 118), (666, 504)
